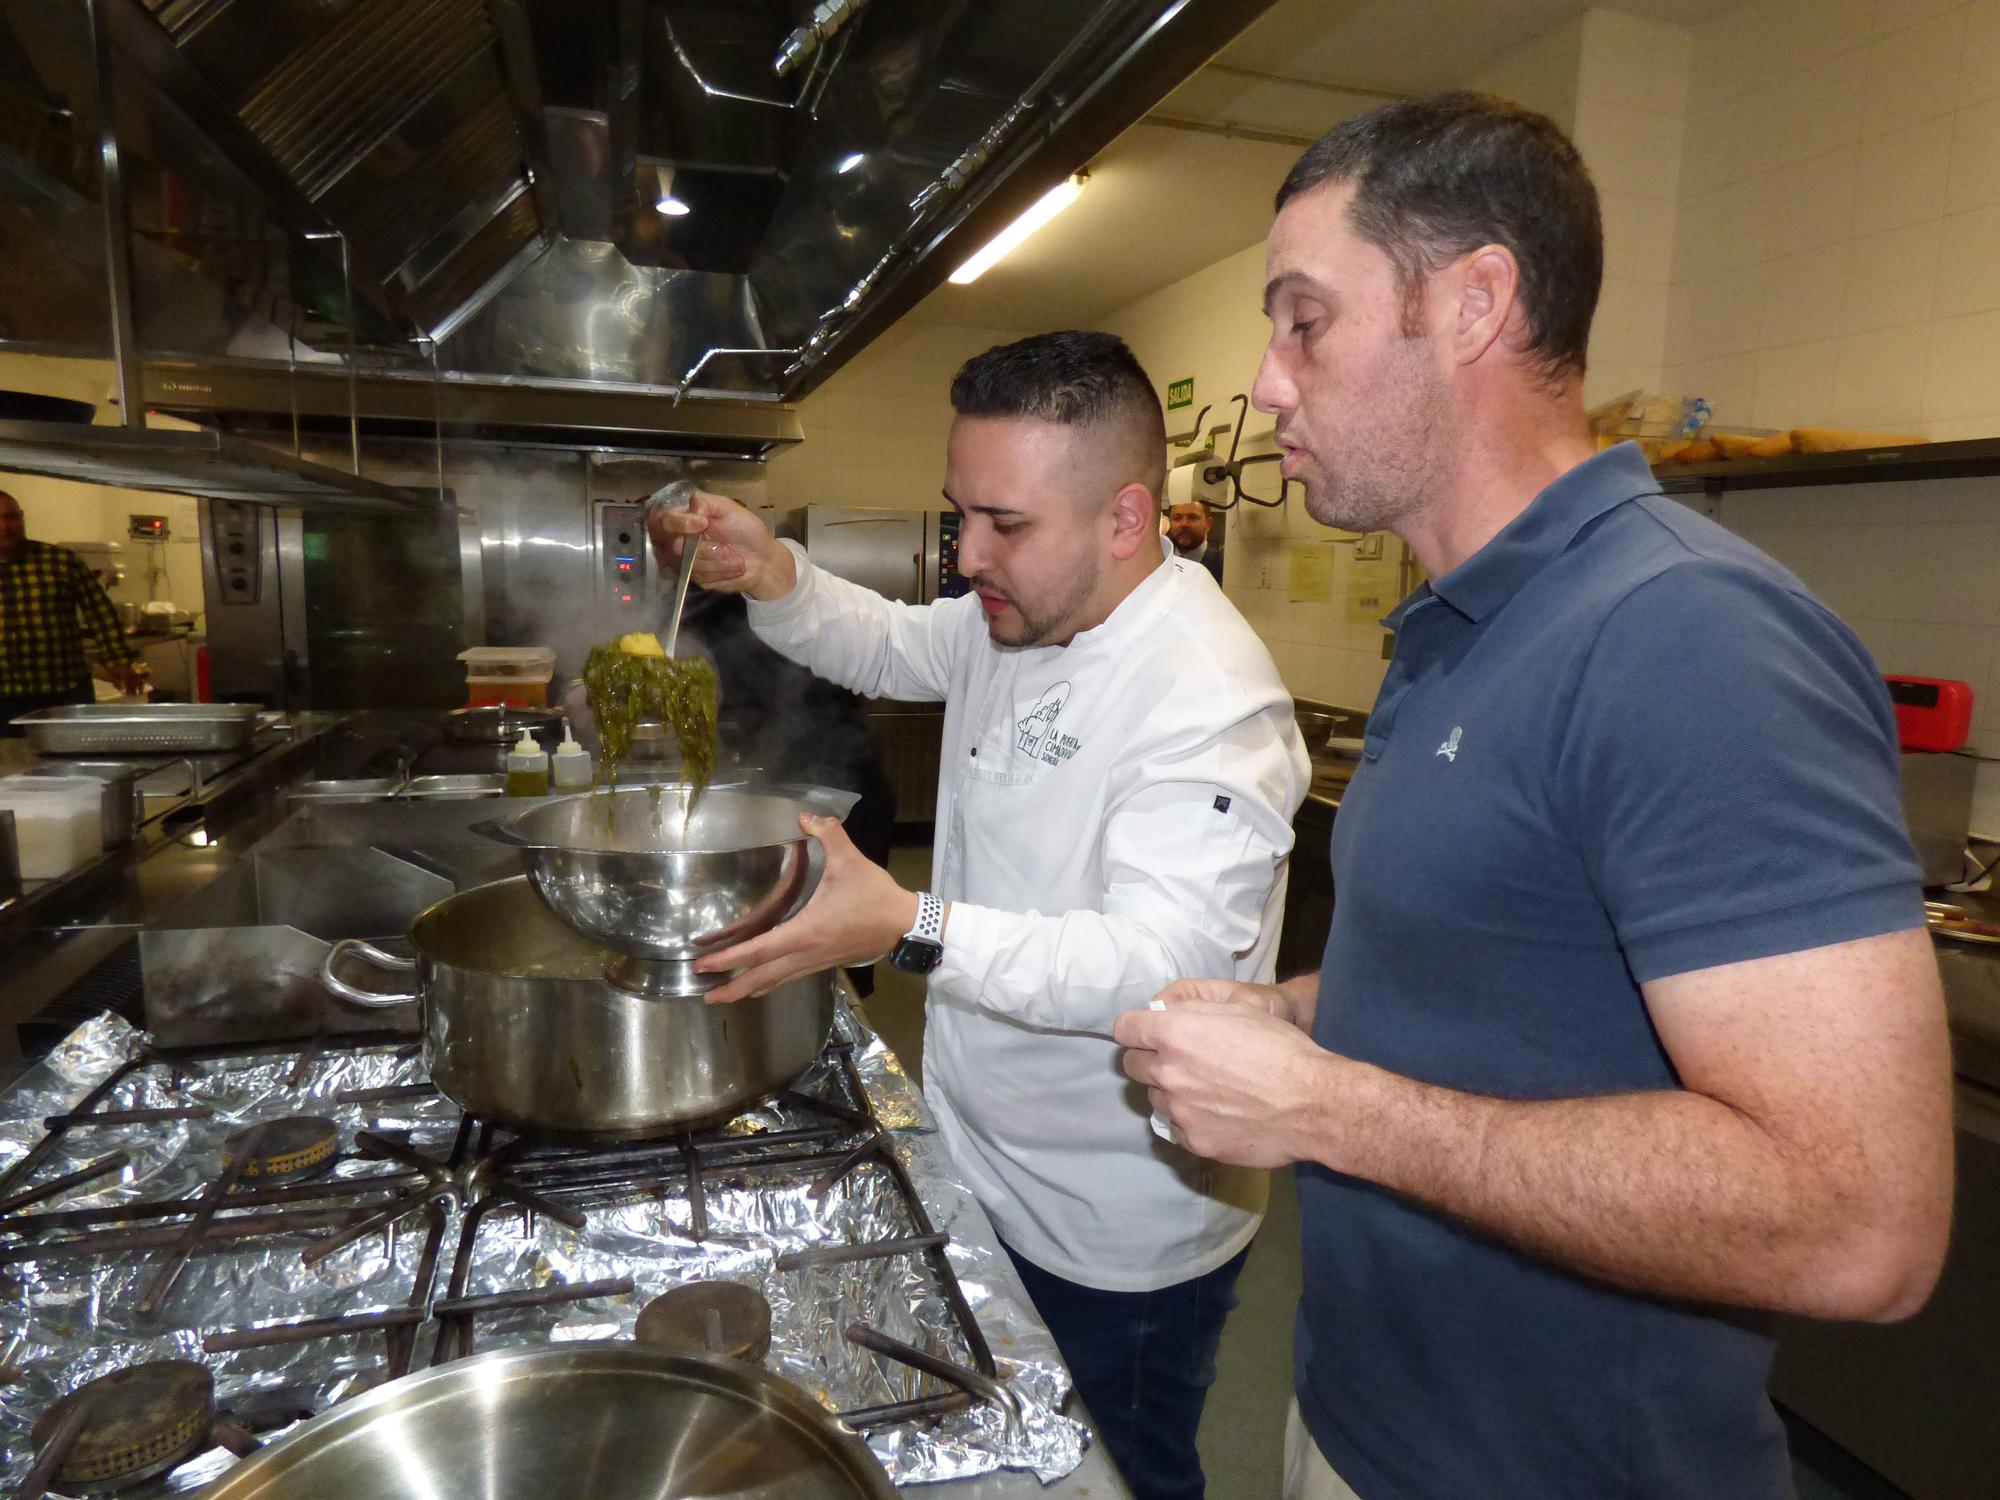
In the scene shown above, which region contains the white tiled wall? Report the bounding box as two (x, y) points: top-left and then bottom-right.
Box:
(1476, 9), (1695, 408)
(764, 318), (1035, 513)
(1664, 0), (2000, 440)
(1713, 475), (2000, 828)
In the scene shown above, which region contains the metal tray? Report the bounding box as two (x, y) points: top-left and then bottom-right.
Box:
(10, 702), (261, 754)
(1926, 901), (2000, 947)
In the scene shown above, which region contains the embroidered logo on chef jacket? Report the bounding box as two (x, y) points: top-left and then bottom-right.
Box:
(1016, 681), (1083, 765)
(1436, 725), (1462, 762)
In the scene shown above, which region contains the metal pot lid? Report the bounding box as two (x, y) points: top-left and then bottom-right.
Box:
(635, 1280), (773, 1363)
(442, 705), (562, 744)
(188, 1341), (896, 1499)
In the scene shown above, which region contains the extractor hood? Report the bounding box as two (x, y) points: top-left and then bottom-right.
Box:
(0, 417), (433, 511)
(0, 0), (1274, 491)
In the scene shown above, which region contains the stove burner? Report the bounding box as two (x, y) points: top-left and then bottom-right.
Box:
(222, 1116), (339, 1184)
(30, 1360), (213, 1492)
(635, 1280), (773, 1363)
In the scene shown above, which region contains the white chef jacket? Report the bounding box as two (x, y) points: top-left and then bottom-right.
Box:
(748, 541), (1310, 1291)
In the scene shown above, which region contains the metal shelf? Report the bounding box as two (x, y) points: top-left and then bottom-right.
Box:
(1653, 436), (2000, 495)
(0, 420), (435, 513)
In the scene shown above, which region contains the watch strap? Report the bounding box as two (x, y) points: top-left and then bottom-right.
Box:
(905, 891), (944, 947)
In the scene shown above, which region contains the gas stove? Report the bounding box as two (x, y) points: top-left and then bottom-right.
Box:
(0, 1009), (1084, 1494)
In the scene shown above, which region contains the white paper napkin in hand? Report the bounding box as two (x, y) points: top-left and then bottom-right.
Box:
(1147, 998), (1175, 1143)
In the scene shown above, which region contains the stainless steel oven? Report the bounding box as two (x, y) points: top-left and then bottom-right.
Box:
(780, 506), (967, 605)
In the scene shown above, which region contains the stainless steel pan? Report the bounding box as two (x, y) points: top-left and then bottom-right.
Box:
(189, 1341), (897, 1499)
(10, 703), (261, 754)
(322, 876), (834, 1138)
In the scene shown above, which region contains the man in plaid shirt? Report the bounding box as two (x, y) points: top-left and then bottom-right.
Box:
(1, 491), (145, 735)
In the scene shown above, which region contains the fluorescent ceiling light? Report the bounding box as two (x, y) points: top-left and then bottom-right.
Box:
(948, 173), (1086, 285)
(836, 152), (865, 174)
(656, 194), (690, 216)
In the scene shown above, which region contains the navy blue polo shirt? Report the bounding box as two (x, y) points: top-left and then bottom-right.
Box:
(1297, 443), (1922, 1500)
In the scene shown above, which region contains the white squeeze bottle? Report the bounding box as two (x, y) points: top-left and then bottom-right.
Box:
(551, 720), (592, 790)
(505, 727), (551, 797)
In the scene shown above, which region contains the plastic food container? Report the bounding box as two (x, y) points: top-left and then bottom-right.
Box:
(0, 777), (104, 880)
(458, 646), (557, 708)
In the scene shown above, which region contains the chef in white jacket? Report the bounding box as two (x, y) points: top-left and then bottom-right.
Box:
(651, 330), (1308, 1500)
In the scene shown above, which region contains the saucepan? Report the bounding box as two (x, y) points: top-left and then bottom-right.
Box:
(189, 1341), (898, 1499)
(321, 876), (834, 1138)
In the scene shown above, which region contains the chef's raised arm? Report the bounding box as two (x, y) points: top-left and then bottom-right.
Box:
(649, 491), (966, 702)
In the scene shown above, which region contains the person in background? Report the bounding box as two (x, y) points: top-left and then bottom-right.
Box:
(0, 490), (144, 735)
(1165, 496), (1223, 583)
(1116, 93), (1954, 1500)
(650, 330), (1309, 1500)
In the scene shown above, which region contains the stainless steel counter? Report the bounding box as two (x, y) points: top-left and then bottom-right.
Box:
(0, 714), (349, 1074)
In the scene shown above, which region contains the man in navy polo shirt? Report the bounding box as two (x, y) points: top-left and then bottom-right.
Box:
(1115, 93), (1954, 1500)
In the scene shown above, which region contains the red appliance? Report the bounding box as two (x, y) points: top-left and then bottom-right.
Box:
(1884, 675), (1972, 752)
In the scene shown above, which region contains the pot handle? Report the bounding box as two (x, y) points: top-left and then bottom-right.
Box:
(322, 938), (419, 1009)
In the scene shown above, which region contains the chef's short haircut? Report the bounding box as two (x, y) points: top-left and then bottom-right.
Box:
(950, 330), (1167, 506)
(1276, 91), (1601, 383)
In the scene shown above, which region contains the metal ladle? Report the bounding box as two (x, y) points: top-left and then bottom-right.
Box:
(640, 478), (700, 657)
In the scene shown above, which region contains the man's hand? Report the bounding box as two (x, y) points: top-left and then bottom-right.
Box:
(93, 660), (147, 696)
(646, 490), (797, 602)
(1152, 975), (1301, 1025)
(692, 813), (918, 1003)
(1114, 995), (1344, 1170)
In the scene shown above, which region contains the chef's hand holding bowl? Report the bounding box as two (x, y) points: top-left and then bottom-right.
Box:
(646, 490), (798, 602)
(1115, 977), (1339, 1170)
(692, 812), (923, 1005)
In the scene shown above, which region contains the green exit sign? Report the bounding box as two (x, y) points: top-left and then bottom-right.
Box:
(1166, 377), (1194, 410)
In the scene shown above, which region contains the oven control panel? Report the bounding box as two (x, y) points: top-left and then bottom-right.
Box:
(595, 501), (648, 607)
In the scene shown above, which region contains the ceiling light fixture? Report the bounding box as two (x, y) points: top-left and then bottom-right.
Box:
(656, 194), (691, 216)
(836, 152), (865, 174)
(948, 172), (1087, 285)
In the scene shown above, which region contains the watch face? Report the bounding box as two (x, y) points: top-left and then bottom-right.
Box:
(890, 937), (943, 974)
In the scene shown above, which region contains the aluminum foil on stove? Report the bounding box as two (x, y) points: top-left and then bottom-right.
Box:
(0, 1006), (1088, 1492)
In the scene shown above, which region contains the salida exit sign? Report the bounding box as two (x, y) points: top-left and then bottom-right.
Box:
(1166, 377), (1194, 410)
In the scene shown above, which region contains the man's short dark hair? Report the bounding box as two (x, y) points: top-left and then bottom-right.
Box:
(1275, 91), (1602, 382)
(951, 330), (1167, 499)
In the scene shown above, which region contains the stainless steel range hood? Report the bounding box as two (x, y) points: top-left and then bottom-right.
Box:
(0, 0), (1272, 489)
(0, 417), (435, 511)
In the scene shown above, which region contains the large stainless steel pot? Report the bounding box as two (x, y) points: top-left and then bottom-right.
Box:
(475, 782), (859, 965)
(190, 1341), (897, 1499)
(321, 877), (834, 1138)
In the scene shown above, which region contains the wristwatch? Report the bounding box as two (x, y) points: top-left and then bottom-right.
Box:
(889, 891), (945, 974)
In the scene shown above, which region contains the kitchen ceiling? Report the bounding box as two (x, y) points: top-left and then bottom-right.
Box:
(916, 0), (1742, 330)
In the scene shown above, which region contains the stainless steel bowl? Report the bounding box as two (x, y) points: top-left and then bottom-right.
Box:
(475, 782), (860, 963)
(188, 1341), (897, 1500)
